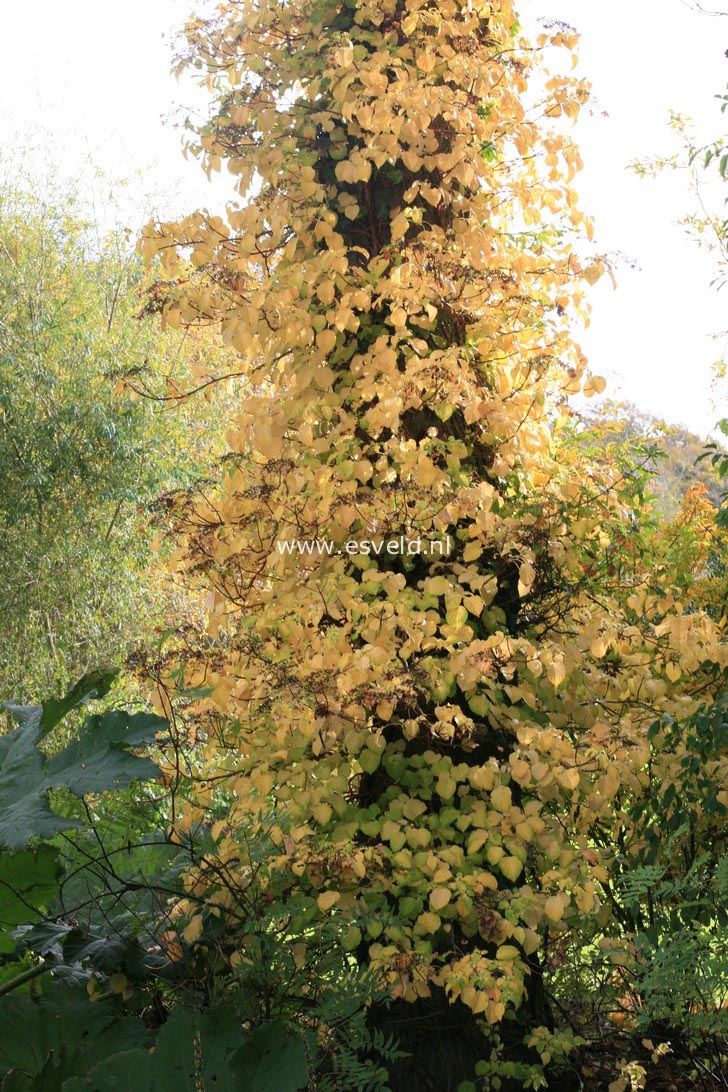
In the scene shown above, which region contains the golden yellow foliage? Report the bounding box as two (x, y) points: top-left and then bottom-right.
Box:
(140, 0), (727, 1037)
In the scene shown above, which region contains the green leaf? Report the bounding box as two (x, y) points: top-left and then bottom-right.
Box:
(62, 1050), (153, 1092)
(0, 845), (63, 951)
(229, 1020), (308, 1092)
(68, 1007), (304, 1092)
(40, 670), (119, 738)
(0, 678), (165, 849)
(46, 710), (164, 795)
(0, 997), (54, 1077)
(146, 1004), (241, 1091)
(434, 402), (455, 422)
(0, 990), (143, 1081)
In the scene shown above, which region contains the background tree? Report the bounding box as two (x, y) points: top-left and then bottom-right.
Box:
(576, 399), (723, 518)
(0, 169), (236, 704)
(632, 103), (728, 524)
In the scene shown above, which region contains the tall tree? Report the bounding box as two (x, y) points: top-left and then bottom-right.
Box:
(141, 1), (726, 1087)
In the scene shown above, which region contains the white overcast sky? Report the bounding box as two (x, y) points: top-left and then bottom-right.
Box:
(1, 0), (727, 435)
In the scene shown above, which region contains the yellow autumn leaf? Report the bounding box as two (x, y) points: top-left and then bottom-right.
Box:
(509, 757), (531, 784)
(558, 767), (580, 792)
(500, 856), (523, 883)
(522, 929), (541, 955)
(583, 373), (607, 397)
(318, 891), (340, 912)
(546, 659), (566, 688)
(108, 972), (129, 995)
(496, 945), (520, 962)
(583, 262), (605, 286)
(517, 561), (536, 597)
(424, 576), (451, 596)
(467, 829), (488, 855)
(312, 802), (333, 824)
(491, 785), (512, 813)
(481, 851), (504, 881)
(415, 911), (441, 934)
(317, 329), (337, 353)
(543, 895), (565, 923)
(183, 915), (204, 944)
(430, 887), (452, 911)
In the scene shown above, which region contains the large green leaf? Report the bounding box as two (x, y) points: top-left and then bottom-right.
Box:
(147, 1006), (240, 1092)
(45, 710), (163, 793)
(0, 676), (165, 850)
(37, 670), (118, 739)
(0, 991), (152, 1090)
(58, 1004), (244, 1092)
(0, 997), (54, 1078)
(0, 846), (63, 952)
(0, 990), (308, 1092)
(229, 1020), (309, 1092)
(147, 1009), (307, 1092)
(61, 1050), (152, 1092)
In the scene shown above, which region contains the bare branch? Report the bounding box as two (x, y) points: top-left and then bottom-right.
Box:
(681, 0), (728, 15)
